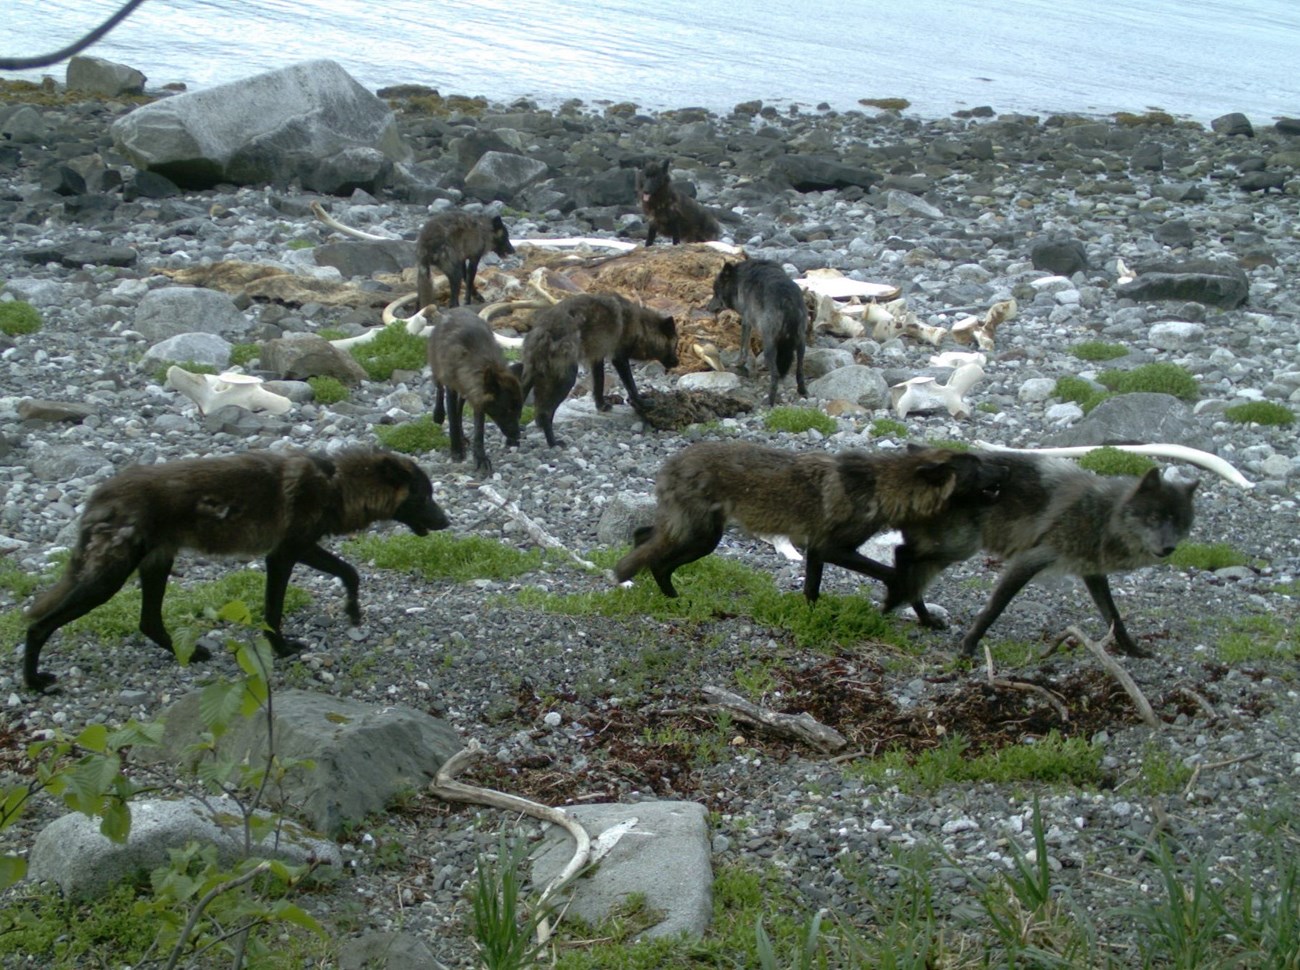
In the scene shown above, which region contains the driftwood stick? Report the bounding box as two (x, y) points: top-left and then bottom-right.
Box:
(428, 741), (591, 943)
(700, 686), (848, 754)
(1177, 686), (1218, 722)
(478, 485), (602, 573)
(991, 678), (1072, 722)
(1060, 625), (1161, 729)
(1183, 751), (1262, 799)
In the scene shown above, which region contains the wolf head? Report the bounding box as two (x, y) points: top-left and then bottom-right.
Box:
(1124, 468), (1198, 559)
(636, 158), (672, 204)
(706, 262), (739, 314)
(482, 365), (524, 448)
(490, 215), (515, 257)
(335, 450), (450, 536)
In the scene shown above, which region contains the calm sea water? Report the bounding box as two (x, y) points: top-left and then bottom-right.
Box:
(5, 0), (1299, 123)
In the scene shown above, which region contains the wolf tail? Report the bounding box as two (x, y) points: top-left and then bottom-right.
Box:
(774, 337), (796, 379)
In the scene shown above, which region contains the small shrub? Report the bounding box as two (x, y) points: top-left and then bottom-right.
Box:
(307, 375), (349, 405)
(1097, 362), (1199, 401)
(1167, 541), (1248, 571)
(1223, 401), (1295, 427)
(764, 406), (837, 436)
(1054, 375), (1110, 413)
(925, 438), (970, 452)
(1076, 447), (1158, 477)
(870, 417), (908, 438)
(0, 300), (41, 336)
(373, 415), (446, 454)
(348, 322), (426, 381)
(1070, 340), (1129, 362)
(229, 342), (261, 367)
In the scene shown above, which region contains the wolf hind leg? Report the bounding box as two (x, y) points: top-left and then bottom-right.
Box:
(1082, 574), (1150, 657)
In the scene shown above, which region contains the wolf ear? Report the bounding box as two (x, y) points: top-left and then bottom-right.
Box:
(1135, 467), (1165, 493)
(657, 158), (671, 176)
(376, 452), (417, 486)
(913, 461), (956, 486)
(659, 315), (677, 336)
(491, 215), (506, 231)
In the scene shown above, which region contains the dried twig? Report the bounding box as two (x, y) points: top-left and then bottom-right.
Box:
(1184, 750), (1261, 799)
(1177, 687), (1218, 722)
(1058, 625), (1161, 729)
(478, 485), (603, 573)
(700, 686), (848, 754)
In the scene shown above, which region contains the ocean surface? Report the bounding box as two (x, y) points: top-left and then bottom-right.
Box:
(5, 0), (1299, 124)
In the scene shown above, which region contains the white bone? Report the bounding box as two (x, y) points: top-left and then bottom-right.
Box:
(972, 440), (1253, 490)
(891, 362), (985, 419)
(165, 367), (293, 416)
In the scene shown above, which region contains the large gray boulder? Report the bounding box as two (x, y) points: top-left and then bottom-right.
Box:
(66, 55), (146, 97)
(1048, 392), (1216, 452)
(110, 60), (412, 191)
(807, 364), (890, 409)
(153, 690), (463, 837)
(28, 796), (339, 899)
(464, 150), (550, 202)
(1116, 259), (1250, 309)
(134, 286), (250, 342)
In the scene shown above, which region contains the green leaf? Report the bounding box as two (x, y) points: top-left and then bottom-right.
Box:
(217, 599), (254, 625)
(100, 800), (132, 843)
(1, 785), (31, 828)
(198, 680), (246, 732)
(62, 752), (121, 816)
(75, 723), (110, 753)
(236, 638), (275, 679)
(108, 719), (166, 750)
(0, 854), (27, 891)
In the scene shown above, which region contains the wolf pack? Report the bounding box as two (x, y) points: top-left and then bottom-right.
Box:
(20, 159), (1200, 692)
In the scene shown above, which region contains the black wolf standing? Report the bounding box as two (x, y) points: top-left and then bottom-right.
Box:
(614, 441), (1005, 603)
(415, 210), (514, 308)
(883, 453), (1198, 658)
(636, 158), (721, 246)
(707, 259), (809, 407)
(428, 307), (524, 474)
(23, 449), (449, 691)
(518, 293), (679, 447)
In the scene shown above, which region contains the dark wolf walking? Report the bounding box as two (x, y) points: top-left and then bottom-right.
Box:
(636, 158), (721, 246)
(707, 259), (809, 407)
(428, 307), (524, 474)
(882, 453), (1198, 658)
(518, 293), (679, 447)
(23, 448), (449, 691)
(415, 210), (514, 308)
(614, 441), (1005, 603)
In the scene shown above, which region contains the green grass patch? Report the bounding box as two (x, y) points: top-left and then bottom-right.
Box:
(307, 375), (349, 405)
(0, 883), (157, 967)
(1097, 362), (1199, 400)
(764, 406), (837, 435)
(1166, 541), (1249, 571)
(1070, 340), (1129, 362)
(849, 730), (1104, 793)
(1215, 614), (1299, 663)
(347, 321), (427, 380)
(373, 415), (447, 454)
(345, 532), (545, 583)
(1075, 446), (1158, 477)
(1136, 741), (1194, 796)
(0, 300), (42, 336)
(1054, 375), (1111, 413)
(1223, 400), (1295, 427)
(519, 551), (905, 653)
(925, 438), (971, 452)
(869, 417), (908, 438)
(286, 238), (315, 251)
(228, 342), (260, 367)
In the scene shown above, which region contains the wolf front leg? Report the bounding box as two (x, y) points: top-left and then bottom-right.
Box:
(1082, 575), (1151, 657)
(958, 548), (1057, 658)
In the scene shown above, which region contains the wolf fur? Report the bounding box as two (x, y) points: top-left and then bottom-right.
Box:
(23, 448), (449, 691)
(415, 210), (514, 308)
(518, 293), (679, 446)
(428, 306), (524, 474)
(707, 259), (809, 407)
(613, 441), (1006, 602)
(636, 158), (721, 246)
(883, 454), (1198, 657)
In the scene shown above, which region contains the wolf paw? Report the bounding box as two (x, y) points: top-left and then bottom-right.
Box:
(27, 671), (58, 693)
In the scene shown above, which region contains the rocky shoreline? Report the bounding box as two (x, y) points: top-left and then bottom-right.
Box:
(2, 67), (1300, 967)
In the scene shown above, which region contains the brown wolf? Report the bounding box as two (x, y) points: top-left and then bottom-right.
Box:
(636, 159), (721, 246)
(613, 441), (1005, 602)
(428, 307), (523, 474)
(415, 210), (514, 308)
(882, 453), (1198, 657)
(23, 448), (449, 691)
(707, 259), (808, 407)
(518, 293), (679, 447)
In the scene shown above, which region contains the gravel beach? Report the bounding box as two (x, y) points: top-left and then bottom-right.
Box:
(2, 78), (1300, 967)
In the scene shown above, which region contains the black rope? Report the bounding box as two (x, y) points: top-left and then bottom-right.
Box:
(0, 0), (150, 71)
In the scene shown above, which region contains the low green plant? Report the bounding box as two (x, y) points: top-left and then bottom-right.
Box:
(850, 731), (1103, 793)
(1075, 446), (1158, 477)
(470, 835), (552, 970)
(1070, 340), (1129, 362)
(346, 532), (545, 583)
(1224, 400), (1295, 426)
(1166, 541), (1248, 571)
(373, 414), (448, 454)
(228, 342), (261, 367)
(0, 299), (42, 336)
(1054, 375), (1110, 412)
(1097, 361), (1199, 401)
(286, 238), (315, 251)
(1124, 840), (1227, 968)
(347, 321), (426, 380)
(307, 375), (349, 405)
(764, 406), (837, 435)
(870, 417), (908, 438)
(1215, 614), (1300, 662)
(1136, 740), (1194, 795)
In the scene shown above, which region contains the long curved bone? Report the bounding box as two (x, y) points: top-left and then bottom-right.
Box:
(309, 200), (396, 242)
(165, 367), (293, 416)
(972, 440), (1254, 490)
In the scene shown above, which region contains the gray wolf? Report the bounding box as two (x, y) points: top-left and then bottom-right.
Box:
(416, 210), (514, 308)
(23, 448), (449, 692)
(883, 454), (1198, 658)
(428, 307), (524, 474)
(636, 159), (721, 246)
(518, 293), (679, 447)
(707, 259), (809, 407)
(613, 441), (1005, 603)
